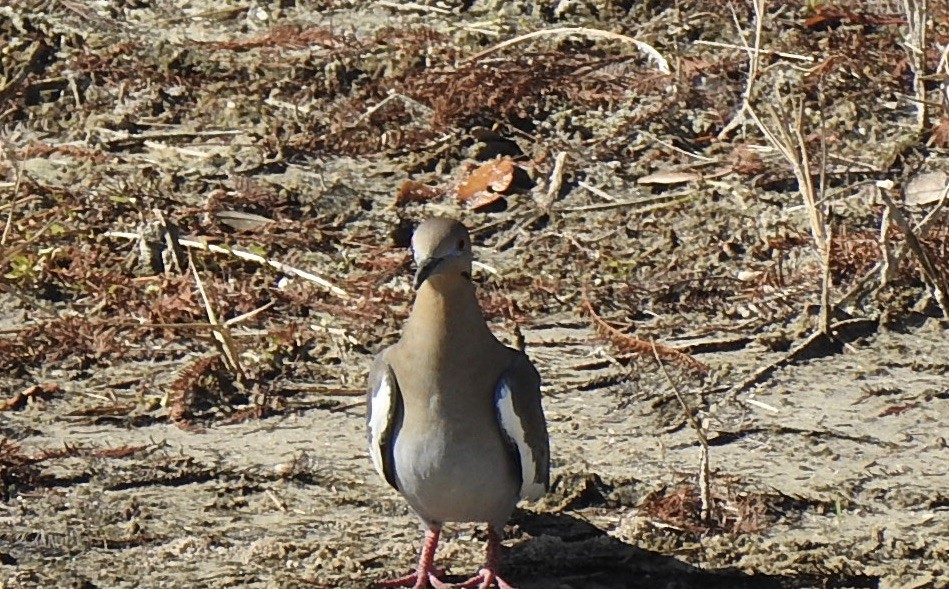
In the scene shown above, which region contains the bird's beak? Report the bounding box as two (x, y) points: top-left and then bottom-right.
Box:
(414, 257), (441, 290)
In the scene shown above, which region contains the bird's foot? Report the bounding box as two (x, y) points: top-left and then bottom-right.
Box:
(376, 528), (447, 588)
(454, 568), (516, 589)
(375, 568), (450, 589)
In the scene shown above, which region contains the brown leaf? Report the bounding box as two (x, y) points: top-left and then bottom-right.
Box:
(729, 144), (765, 176)
(456, 157), (516, 209)
(395, 180), (441, 205)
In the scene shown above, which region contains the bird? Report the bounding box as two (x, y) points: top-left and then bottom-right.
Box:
(366, 217), (550, 589)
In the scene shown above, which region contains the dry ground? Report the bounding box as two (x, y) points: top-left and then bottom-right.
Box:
(1, 1), (948, 588)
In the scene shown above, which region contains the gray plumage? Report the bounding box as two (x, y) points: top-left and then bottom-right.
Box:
(367, 216), (549, 533)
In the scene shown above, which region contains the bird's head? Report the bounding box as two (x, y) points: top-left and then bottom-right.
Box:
(411, 217), (473, 290)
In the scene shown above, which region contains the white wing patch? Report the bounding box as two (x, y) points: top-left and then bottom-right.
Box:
(368, 373), (395, 481)
(496, 380), (544, 500)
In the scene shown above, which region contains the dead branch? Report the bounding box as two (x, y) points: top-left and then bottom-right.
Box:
(819, 212), (833, 335)
(375, 0), (451, 15)
(694, 40), (812, 64)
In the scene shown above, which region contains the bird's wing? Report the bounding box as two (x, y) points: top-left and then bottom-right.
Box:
(494, 350), (550, 501)
(366, 352), (403, 490)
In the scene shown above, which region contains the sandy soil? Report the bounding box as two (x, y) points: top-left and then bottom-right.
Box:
(2, 1), (948, 588)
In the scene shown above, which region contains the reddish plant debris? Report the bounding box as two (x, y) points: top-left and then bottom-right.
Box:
(478, 286), (529, 323)
(456, 157), (516, 210)
(1, 438), (151, 499)
(220, 405), (266, 425)
(0, 383), (61, 411)
(831, 229), (881, 282)
(0, 439), (41, 500)
(581, 295), (709, 374)
(168, 355), (224, 432)
(931, 117), (949, 149)
(803, 8), (905, 31)
(879, 402), (920, 417)
(209, 24), (341, 52)
(728, 144), (765, 176)
(17, 141), (112, 164)
(639, 482), (773, 537)
(88, 445), (150, 459)
(395, 180), (442, 205)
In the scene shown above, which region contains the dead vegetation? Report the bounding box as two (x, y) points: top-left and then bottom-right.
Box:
(639, 481), (775, 537)
(1, 0), (948, 586)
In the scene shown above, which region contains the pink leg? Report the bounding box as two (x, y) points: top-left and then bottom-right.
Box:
(377, 528), (450, 589)
(455, 526), (516, 589)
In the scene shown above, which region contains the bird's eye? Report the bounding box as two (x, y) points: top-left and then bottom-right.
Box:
(457, 239), (465, 250)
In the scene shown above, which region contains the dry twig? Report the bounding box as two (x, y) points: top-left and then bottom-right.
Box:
(105, 230), (350, 298)
(540, 151), (567, 214)
(0, 137), (28, 247)
(189, 252), (247, 383)
(652, 343), (712, 523)
(878, 190), (949, 317)
(901, 0), (929, 133)
(720, 329), (839, 404)
(465, 26), (670, 74)
(747, 86), (836, 337)
(839, 182), (949, 309)
(718, 0), (766, 139)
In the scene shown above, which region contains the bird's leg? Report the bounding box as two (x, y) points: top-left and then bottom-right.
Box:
(455, 526), (516, 589)
(376, 528), (450, 589)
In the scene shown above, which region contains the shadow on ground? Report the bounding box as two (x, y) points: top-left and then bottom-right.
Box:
(504, 512), (879, 589)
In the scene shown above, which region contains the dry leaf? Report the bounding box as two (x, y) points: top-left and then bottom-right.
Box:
(637, 170), (701, 185)
(730, 144), (765, 175)
(214, 210), (274, 232)
(904, 171), (948, 206)
(395, 180), (441, 205)
(456, 157), (515, 209)
(930, 117), (949, 149)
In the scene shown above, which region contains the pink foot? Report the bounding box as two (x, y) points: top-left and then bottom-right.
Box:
(376, 570), (450, 589)
(455, 568), (516, 589)
(376, 529), (450, 589)
(455, 526), (517, 589)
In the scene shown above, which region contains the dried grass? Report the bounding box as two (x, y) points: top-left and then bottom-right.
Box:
(639, 481), (774, 537)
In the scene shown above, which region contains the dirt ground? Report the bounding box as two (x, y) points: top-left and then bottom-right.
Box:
(2, 1), (948, 588)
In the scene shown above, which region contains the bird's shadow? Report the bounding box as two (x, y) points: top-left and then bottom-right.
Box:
(498, 510), (879, 589)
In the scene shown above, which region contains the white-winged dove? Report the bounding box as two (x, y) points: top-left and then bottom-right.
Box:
(367, 217), (549, 589)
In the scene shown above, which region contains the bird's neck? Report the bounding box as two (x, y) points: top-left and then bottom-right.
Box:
(395, 274), (509, 417)
(403, 275), (495, 357)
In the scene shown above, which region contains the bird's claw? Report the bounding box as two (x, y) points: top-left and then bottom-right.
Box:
(454, 568), (516, 589)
